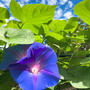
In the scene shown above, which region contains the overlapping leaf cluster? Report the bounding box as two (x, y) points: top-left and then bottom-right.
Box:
(0, 0), (90, 90)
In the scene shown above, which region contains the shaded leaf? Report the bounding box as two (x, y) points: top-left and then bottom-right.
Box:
(69, 51), (88, 66)
(58, 63), (90, 88)
(0, 71), (16, 90)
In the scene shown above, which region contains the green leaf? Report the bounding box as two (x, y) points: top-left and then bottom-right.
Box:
(58, 63), (90, 88)
(0, 48), (3, 63)
(64, 17), (78, 33)
(0, 7), (10, 19)
(70, 57), (85, 66)
(45, 88), (51, 90)
(42, 24), (50, 34)
(42, 24), (63, 51)
(45, 36), (61, 53)
(6, 21), (40, 35)
(10, 0), (56, 24)
(70, 30), (86, 43)
(21, 4), (56, 24)
(22, 23), (41, 34)
(0, 20), (6, 27)
(0, 40), (5, 45)
(9, 0), (22, 21)
(49, 20), (67, 33)
(69, 51), (88, 66)
(0, 28), (34, 44)
(0, 71), (16, 90)
(74, 0), (90, 25)
(45, 86), (55, 90)
(35, 35), (43, 43)
(5, 20), (22, 29)
(85, 29), (90, 42)
(46, 32), (63, 41)
(80, 57), (90, 65)
(70, 66), (90, 88)
(49, 86), (54, 90)
(42, 24), (63, 40)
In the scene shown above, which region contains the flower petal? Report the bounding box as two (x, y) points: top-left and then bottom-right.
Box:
(27, 42), (57, 66)
(35, 69), (60, 90)
(10, 68), (60, 90)
(10, 70), (34, 90)
(27, 42), (45, 57)
(43, 64), (60, 78)
(0, 45), (29, 70)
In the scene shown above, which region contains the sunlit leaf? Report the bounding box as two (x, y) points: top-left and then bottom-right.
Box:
(6, 20), (22, 29)
(9, 0), (22, 21)
(35, 35), (43, 43)
(0, 20), (6, 27)
(10, 0), (56, 24)
(74, 0), (90, 25)
(46, 32), (63, 41)
(0, 28), (34, 44)
(49, 20), (67, 33)
(22, 23), (41, 34)
(64, 17), (78, 33)
(0, 7), (10, 19)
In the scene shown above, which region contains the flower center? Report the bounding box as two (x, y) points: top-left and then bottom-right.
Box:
(31, 65), (40, 74)
(32, 67), (38, 74)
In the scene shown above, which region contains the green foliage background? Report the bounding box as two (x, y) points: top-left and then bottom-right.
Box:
(0, 0), (90, 90)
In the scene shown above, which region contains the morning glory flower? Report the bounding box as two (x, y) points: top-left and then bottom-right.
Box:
(0, 42), (60, 90)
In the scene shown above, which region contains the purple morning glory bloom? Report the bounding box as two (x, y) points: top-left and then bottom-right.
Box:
(0, 42), (60, 90)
